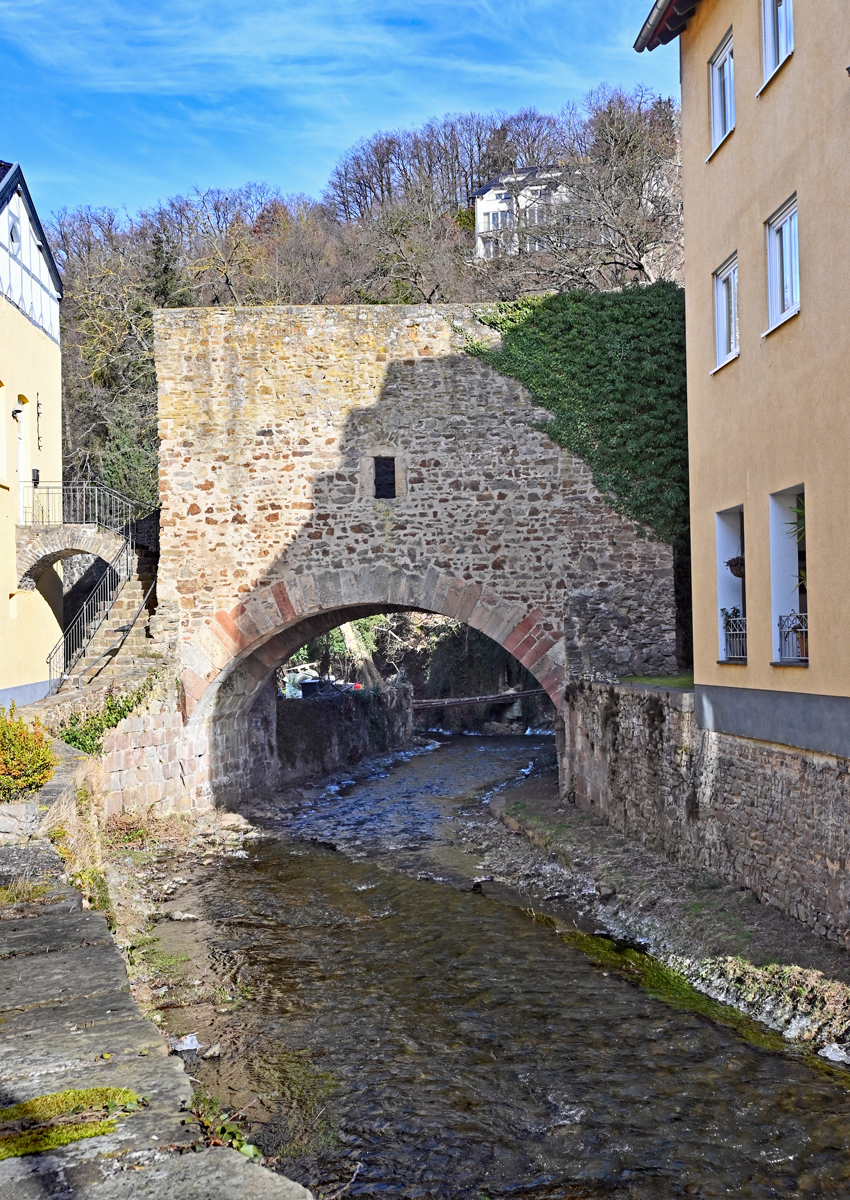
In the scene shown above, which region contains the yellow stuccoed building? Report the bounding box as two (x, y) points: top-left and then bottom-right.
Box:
(637, 0), (850, 756)
(0, 161), (64, 706)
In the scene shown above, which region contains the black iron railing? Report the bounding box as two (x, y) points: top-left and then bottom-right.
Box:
(47, 540), (136, 693)
(18, 482), (145, 534)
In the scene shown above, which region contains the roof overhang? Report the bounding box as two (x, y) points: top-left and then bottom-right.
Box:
(0, 161), (63, 299)
(634, 0), (703, 52)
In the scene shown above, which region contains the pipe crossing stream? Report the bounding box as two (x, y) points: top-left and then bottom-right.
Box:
(191, 736), (850, 1198)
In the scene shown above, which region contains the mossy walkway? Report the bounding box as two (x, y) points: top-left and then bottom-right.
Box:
(0, 844), (312, 1199)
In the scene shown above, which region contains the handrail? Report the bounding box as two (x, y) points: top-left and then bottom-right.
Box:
(46, 539), (135, 694)
(75, 578), (157, 689)
(412, 689), (546, 710)
(18, 482), (148, 533)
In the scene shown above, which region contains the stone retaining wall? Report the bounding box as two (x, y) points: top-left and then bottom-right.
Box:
(249, 682), (413, 788)
(560, 681), (850, 948)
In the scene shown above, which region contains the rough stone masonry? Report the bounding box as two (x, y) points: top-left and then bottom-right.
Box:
(146, 303), (676, 806)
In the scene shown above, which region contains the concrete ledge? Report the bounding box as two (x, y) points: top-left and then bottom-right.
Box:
(696, 684), (850, 759)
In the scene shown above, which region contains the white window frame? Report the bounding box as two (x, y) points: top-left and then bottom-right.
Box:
(709, 30), (735, 151)
(765, 196), (799, 332)
(761, 0), (793, 83)
(8, 216), (21, 258)
(714, 254), (739, 368)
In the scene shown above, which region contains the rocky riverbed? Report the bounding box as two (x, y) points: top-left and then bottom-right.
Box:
(85, 734), (850, 1197)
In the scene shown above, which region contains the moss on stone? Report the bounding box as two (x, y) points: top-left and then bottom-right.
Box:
(0, 1087), (141, 1160)
(0, 1118), (117, 1159)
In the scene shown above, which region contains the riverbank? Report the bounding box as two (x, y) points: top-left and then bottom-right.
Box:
(0, 841), (313, 1199)
(489, 768), (850, 1049)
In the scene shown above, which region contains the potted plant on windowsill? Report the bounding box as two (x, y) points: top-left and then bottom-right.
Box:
(725, 556), (745, 578)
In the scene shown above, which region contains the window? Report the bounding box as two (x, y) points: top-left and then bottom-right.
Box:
(714, 255), (739, 366)
(710, 31), (735, 150)
(374, 457), (396, 500)
(769, 485), (807, 662)
(762, 0), (793, 81)
(716, 507), (747, 661)
(8, 216), (21, 257)
(766, 197), (799, 329)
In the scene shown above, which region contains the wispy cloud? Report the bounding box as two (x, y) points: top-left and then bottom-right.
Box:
(0, 0), (679, 213)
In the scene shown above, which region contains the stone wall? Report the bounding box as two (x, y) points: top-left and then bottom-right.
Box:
(561, 681), (850, 948)
(152, 304), (678, 743)
(248, 683), (413, 789)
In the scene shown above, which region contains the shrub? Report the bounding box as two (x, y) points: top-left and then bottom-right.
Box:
(0, 704), (56, 800)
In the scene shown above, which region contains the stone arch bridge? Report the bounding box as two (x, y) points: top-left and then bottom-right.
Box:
(131, 304), (676, 811)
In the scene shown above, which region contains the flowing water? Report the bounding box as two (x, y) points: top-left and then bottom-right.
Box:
(197, 736), (850, 1198)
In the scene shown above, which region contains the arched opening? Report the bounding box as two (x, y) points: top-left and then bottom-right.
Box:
(178, 567), (567, 809)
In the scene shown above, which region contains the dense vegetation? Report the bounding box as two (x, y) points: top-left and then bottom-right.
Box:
(469, 284), (691, 659)
(59, 672), (160, 756)
(469, 283), (688, 547)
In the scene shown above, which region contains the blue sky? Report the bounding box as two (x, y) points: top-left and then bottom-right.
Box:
(0, 0), (679, 219)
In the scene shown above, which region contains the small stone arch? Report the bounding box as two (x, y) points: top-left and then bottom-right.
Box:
(15, 526), (125, 591)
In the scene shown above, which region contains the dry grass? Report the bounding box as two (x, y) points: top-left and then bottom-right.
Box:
(0, 876), (50, 907)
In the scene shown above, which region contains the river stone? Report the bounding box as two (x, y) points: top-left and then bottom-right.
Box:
(818, 1042), (850, 1064)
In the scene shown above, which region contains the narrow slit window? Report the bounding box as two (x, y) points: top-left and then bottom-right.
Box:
(710, 31), (735, 150)
(374, 456), (396, 499)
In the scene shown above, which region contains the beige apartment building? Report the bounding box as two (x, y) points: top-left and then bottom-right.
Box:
(636, 0), (850, 756)
(0, 161), (63, 706)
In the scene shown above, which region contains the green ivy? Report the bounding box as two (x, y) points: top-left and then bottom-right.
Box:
(467, 282), (689, 548)
(59, 671), (160, 756)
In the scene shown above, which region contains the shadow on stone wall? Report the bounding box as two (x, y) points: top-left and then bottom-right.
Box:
(192, 349), (675, 811)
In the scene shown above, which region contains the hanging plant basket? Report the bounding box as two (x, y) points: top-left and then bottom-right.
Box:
(725, 556), (745, 579)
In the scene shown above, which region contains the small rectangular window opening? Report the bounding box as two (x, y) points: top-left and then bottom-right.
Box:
(374, 456), (396, 499)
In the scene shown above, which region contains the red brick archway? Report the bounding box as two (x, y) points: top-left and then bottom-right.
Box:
(181, 564), (566, 723)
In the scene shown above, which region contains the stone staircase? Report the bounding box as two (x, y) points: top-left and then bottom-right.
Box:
(57, 547), (158, 691)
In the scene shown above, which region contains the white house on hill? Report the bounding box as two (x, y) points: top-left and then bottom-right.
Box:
(471, 167), (568, 259)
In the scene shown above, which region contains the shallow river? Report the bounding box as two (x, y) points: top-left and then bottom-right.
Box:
(198, 735), (850, 1198)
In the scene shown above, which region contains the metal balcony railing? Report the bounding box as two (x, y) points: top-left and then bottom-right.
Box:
(723, 616), (747, 660)
(18, 482), (145, 535)
(778, 612), (808, 663)
(46, 539), (136, 694)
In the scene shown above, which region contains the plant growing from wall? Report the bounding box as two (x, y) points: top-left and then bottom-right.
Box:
(0, 705), (56, 800)
(59, 670), (160, 756)
(466, 282), (691, 661)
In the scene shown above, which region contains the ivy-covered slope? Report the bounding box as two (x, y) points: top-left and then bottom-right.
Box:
(467, 282), (688, 549)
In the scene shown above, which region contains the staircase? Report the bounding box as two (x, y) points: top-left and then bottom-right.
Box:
(16, 482), (160, 695)
(58, 546), (158, 691)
